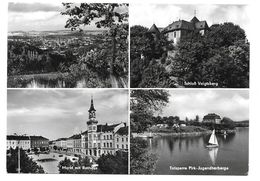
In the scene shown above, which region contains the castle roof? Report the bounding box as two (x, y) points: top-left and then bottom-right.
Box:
(195, 21), (209, 30)
(163, 20), (195, 32)
(163, 17), (209, 33)
(148, 24), (160, 34)
(190, 16), (200, 24)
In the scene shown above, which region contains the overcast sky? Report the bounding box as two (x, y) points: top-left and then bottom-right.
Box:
(130, 4), (249, 35)
(161, 90), (249, 122)
(8, 2), (128, 31)
(7, 90), (128, 140)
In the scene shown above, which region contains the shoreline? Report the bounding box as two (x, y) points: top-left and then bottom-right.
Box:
(132, 129), (237, 138)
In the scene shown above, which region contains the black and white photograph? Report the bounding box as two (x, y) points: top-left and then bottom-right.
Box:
(7, 89), (129, 174)
(7, 2), (128, 88)
(130, 89), (249, 175)
(130, 4), (249, 88)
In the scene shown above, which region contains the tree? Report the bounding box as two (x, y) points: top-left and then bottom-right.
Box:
(171, 22), (249, 88)
(61, 3), (128, 74)
(221, 117), (235, 129)
(130, 25), (173, 88)
(130, 90), (169, 132)
(130, 137), (157, 174)
(58, 156), (98, 174)
(97, 151), (128, 174)
(7, 148), (44, 173)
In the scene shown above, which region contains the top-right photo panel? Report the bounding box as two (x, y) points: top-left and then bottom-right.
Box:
(130, 4), (249, 88)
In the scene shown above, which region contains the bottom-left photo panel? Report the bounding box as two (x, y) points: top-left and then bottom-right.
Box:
(7, 89), (129, 174)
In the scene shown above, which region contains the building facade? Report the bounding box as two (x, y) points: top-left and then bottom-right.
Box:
(7, 135), (31, 150)
(149, 16), (209, 45)
(203, 113), (221, 124)
(30, 136), (49, 150)
(82, 97), (128, 158)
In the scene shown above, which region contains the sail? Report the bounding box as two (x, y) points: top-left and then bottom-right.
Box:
(208, 147), (218, 165)
(208, 129), (218, 145)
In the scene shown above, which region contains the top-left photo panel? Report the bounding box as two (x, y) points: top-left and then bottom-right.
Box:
(8, 2), (129, 88)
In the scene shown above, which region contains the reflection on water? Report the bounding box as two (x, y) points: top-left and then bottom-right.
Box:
(149, 127), (248, 175)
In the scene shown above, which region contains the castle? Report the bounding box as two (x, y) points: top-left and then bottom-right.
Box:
(148, 16), (210, 45)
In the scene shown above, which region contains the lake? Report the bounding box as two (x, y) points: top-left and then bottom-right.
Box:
(148, 127), (248, 175)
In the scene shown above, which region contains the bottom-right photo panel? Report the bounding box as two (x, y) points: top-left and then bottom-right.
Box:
(130, 89), (249, 175)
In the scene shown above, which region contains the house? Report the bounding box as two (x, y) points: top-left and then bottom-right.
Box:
(149, 16), (210, 45)
(203, 113), (221, 124)
(29, 136), (49, 150)
(156, 124), (168, 128)
(7, 135), (31, 150)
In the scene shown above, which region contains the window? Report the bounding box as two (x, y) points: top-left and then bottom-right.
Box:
(117, 138), (119, 142)
(107, 143), (109, 148)
(94, 143), (96, 148)
(104, 135), (106, 140)
(110, 135), (112, 139)
(117, 144), (119, 149)
(126, 144), (128, 149)
(103, 143), (106, 147)
(110, 143), (112, 148)
(122, 138), (124, 142)
(174, 32), (176, 38)
(107, 135), (109, 140)
(126, 137), (128, 142)
(98, 143), (100, 148)
(122, 145), (124, 149)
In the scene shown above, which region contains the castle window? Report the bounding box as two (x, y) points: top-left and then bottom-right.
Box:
(103, 143), (106, 147)
(104, 135), (106, 140)
(107, 143), (109, 148)
(110, 143), (112, 148)
(110, 135), (112, 139)
(122, 138), (124, 142)
(117, 144), (119, 148)
(174, 32), (176, 38)
(122, 144), (124, 149)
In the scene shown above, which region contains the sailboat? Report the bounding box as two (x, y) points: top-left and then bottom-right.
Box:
(206, 129), (219, 148)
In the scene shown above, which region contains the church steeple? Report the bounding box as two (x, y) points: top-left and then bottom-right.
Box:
(87, 96), (98, 125)
(88, 95), (96, 113)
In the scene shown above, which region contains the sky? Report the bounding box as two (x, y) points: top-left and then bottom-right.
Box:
(130, 4), (249, 35)
(7, 90), (128, 140)
(8, 2), (128, 31)
(161, 90), (249, 122)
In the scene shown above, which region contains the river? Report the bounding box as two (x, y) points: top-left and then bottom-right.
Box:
(148, 127), (248, 175)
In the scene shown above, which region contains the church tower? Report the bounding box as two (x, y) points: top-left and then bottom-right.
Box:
(87, 96), (98, 131)
(86, 96), (98, 156)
